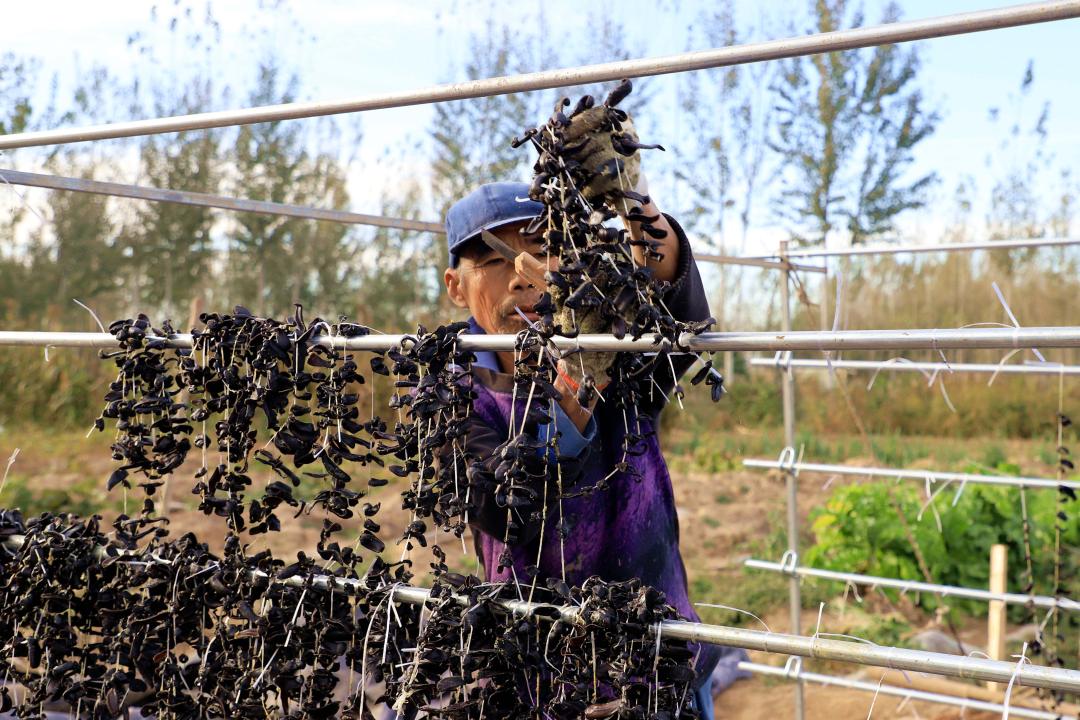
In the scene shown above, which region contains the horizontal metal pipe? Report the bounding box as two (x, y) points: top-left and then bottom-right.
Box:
(695, 253), (827, 274)
(742, 458), (1080, 491)
(656, 620), (1080, 693)
(0, 169), (444, 234)
(750, 357), (1080, 376)
(745, 236), (1080, 259)
(1, 1), (1078, 149)
(4, 536), (1078, 693)
(745, 558), (1080, 612)
(739, 662), (1072, 720)
(3, 326), (1080, 354)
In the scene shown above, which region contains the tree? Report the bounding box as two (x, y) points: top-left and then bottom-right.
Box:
(17, 64), (133, 322)
(354, 179), (442, 331)
(0, 53), (34, 141)
(42, 165), (120, 310)
(125, 118), (220, 317)
(675, 2), (778, 380)
(0, 53), (39, 315)
(568, 10), (652, 119)
(282, 153), (359, 316)
(227, 62), (310, 315)
(974, 61), (1079, 274)
(676, 0), (773, 248)
(227, 60), (361, 317)
(429, 19), (535, 219)
(92, 1), (229, 319)
(984, 62), (1052, 244)
(770, 0), (938, 246)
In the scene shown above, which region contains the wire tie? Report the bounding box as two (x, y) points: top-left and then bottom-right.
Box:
(779, 550), (799, 575)
(777, 446), (797, 476)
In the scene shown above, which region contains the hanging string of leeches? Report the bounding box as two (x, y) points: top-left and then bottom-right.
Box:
(0, 88), (713, 719)
(783, 264), (976, 652)
(804, 271), (1072, 705)
(1052, 369), (1066, 641)
(1047, 367), (1071, 706)
(1010, 367), (1073, 711)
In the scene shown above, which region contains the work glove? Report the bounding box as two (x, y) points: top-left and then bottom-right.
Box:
(562, 106), (641, 206)
(556, 352), (612, 407)
(553, 307), (616, 395)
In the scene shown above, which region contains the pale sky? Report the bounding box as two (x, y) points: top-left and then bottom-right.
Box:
(2, 0), (1079, 256)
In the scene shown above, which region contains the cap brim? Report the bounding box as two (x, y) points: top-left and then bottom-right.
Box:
(449, 213), (540, 267)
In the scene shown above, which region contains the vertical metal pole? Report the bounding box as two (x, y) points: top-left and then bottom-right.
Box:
(779, 240), (805, 719)
(720, 246), (736, 385)
(819, 261), (834, 390)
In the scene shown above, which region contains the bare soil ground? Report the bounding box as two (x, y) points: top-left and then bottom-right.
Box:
(0, 428), (1069, 718)
(712, 671), (1019, 720)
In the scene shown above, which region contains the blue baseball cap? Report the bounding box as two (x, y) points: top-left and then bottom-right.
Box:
(445, 182), (544, 268)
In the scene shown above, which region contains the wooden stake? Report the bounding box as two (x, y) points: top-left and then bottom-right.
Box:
(987, 543), (1008, 691)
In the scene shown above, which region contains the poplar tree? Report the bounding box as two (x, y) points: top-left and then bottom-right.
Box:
(770, 1), (938, 246)
(429, 19), (534, 220)
(120, 3), (225, 317)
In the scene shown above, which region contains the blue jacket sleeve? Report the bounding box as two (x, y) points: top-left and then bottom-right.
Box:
(543, 404), (597, 459)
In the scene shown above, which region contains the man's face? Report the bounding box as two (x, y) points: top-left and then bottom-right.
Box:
(443, 222), (548, 335)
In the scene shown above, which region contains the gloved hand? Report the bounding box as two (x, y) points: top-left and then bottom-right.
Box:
(552, 302), (616, 403)
(556, 354), (612, 407)
(561, 107), (643, 207)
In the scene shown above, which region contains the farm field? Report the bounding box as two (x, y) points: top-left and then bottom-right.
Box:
(3, 0), (1080, 715)
(0, 424), (1072, 718)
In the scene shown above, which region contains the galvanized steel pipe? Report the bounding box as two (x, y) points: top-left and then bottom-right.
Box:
(0, 169), (444, 234)
(4, 326), (1080, 353)
(695, 253), (827, 274)
(0, 1), (1078, 149)
(742, 457), (1079, 491)
(746, 235), (1080, 259)
(778, 241), (806, 719)
(750, 356), (1080, 376)
(656, 621), (1080, 692)
(745, 558), (1080, 612)
(739, 662), (1072, 719)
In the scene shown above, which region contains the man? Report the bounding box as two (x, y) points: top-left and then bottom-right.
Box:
(442, 181), (742, 718)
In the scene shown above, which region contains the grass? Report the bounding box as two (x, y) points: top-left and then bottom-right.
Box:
(692, 509), (834, 629)
(1, 473), (102, 517)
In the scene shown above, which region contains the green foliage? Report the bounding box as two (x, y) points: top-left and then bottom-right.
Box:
(226, 61), (361, 317)
(807, 480), (1080, 616)
(355, 181), (447, 331)
(857, 614), (914, 649)
(0, 474), (101, 518)
(0, 53), (35, 138)
(0, 334), (109, 427)
(979, 443), (1008, 470)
